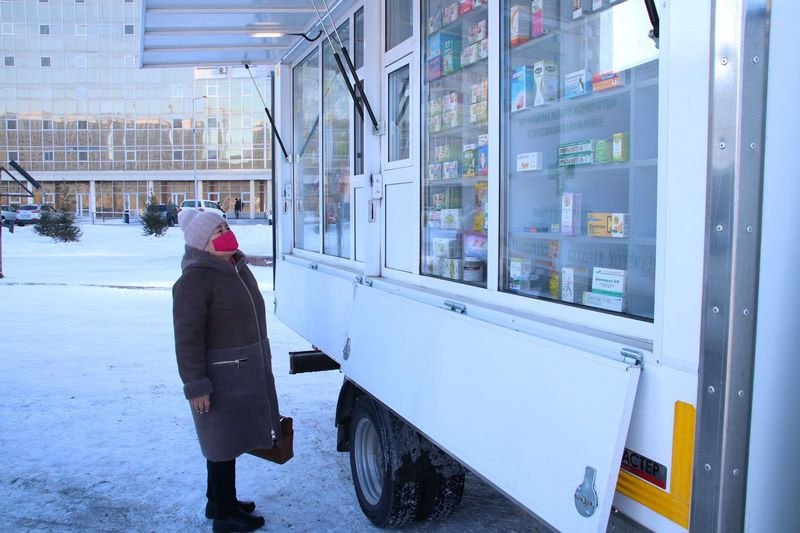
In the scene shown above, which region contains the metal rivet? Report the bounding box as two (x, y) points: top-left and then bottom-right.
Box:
(733, 468), (740, 476)
(753, 56), (759, 64)
(716, 224), (723, 232)
(705, 464), (712, 472)
(746, 226), (753, 233)
(749, 142), (757, 150)
(721, 58), (728, 65)
(738, 390), (745, 398)
(719, 141), (726, 149)
(743, 308), (750, 316)
(708, 386), (715, 394)
(712, 306), (720, 314)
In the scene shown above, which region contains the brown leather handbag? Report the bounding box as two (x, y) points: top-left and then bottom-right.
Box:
(249, 416), (294, 464)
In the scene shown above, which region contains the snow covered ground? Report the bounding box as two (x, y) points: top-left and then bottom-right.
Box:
(0, 223), (545, 532)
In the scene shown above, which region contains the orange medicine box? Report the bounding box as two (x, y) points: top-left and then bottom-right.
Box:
(587, 212), (628, 238)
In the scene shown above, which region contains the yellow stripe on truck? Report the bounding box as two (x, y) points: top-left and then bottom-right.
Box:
(616, 401), (695, 528)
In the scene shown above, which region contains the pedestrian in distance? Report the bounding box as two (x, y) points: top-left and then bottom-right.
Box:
(172, 209), (282, 533)
(234, 198), (242, 219)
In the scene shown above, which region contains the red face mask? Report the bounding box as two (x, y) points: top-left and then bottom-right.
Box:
(211, 230), (239, 252)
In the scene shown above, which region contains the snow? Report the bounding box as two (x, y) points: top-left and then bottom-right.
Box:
(0, 223), (544, 532)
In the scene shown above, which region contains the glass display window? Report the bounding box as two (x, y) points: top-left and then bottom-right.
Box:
(293, 49), (321, 253)
(421, 0), (490, 287)
(501, 0), (658, 320)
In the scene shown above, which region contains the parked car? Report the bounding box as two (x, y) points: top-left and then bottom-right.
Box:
(149, 203), (178, 226)
(15, 204), (56, 226)
(1, 205), (17, 227)
(178, 199), (227, 219)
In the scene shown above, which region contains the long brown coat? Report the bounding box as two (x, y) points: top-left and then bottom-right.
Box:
(172, 245), (281, 462)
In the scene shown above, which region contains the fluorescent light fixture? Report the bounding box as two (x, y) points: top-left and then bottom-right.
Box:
(250, 31), (284, 38)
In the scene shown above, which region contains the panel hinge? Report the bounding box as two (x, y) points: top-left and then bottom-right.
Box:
(620, 348), (644, 368)
(444, 300), (466, 314)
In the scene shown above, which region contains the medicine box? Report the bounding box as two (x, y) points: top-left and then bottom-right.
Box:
(428, 97), (442, 115)
(441, 91), (462, 111)
(469, 101), (488, 123)
(588, 212), (628, 238)
(517, 151), (544, 171)
(510, 3), (531, 47)
(440, 208), (463, 229)
(470, 78), (488, 103)
(427, 12), (442, 34)
(443, 160), (461, 180)
(461, 43), (480, 66)
(558, 140), (594, 167)
(442, 37), (462, 74)
(531, 0), (559, 38)
(427, 56), (442, 80)
(511, 66), (535, 112)
(593, 0), (608, 10)
(437, 257), (463, 280)
(467, 19), (487, 44)
(565, 69), (592, 99)
(442, 108), (462, 129)
(534, 60), (559, 106)
(561, 266), (589, 303)
(432, 236), (463, 258)
(561, 192), (582, 235)
(459, 0), (474, 15)
(428, 163), (442, 181)
(592, 71), (625, 92)
(612, 132), (630, 162)
(443, 2), (460, 25)
(479, 38), (489, 59)
(431, 186), (461, 209)
(594, 138), (611, 164)
(592, 267), (627, 297)
(428, 33), (443, 59)
(572, 0), (590, 19)
(429, 113), (442, 133)
(583, 291), (626, 312)
(509, 257), (532, 291)
(462, 143), (477, 177)
(477, 134), (489, 176)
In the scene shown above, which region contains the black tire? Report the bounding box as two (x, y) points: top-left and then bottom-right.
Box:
(349, 396), (420, 528)
(416, 470), (465, 521)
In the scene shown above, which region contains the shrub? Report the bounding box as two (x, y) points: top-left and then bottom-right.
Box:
(34, 210), (82, 242)
(141, 196), (169, 237)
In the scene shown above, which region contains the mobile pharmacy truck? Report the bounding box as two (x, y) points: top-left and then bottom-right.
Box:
(141, 1), (798, 531)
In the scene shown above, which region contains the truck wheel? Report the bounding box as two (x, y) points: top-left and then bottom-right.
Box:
(349, 396), (419, 528)
(415, 443), (465, 521)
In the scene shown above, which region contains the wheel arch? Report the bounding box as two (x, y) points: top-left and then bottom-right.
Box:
(335, 378), (365, 452)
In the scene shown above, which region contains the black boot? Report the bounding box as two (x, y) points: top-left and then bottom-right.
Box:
(212, 509), (265, 533)
(205, 499), (256, 519)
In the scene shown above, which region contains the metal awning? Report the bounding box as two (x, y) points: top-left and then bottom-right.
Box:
(140, 0), (357, 69)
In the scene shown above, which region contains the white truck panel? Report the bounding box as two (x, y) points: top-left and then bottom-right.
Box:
(344, 285), (641, 532)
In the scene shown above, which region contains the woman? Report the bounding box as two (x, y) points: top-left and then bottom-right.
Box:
(172, 210), (281, 533)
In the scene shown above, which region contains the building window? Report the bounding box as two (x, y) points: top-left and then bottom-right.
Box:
(126, 151), (135, 161)
(42, 120), (52, 130)
(124, 25), (134, 35)
(208, 150), (218, 160)
(124, 55), (134, 67)
(172, 118), (182, 129)
(76, 24), (86, 36)
(7, 119), (17, 130)
(173, 151), (183, 161)
(78, 150), (88, 161)
(40, 25), (50, 35)
(2, 23), (12, 35)
(43, 151), (54, 161)
(4, 56), (14, 67)
(41, 57), (51, 67)
(77, 120), (88, 130)
(208, 117), (218, 128)
(75, 56), (87, 68)
(9, 151), (19, 161)
(207, 85), (218, 97)
(242, 117), (252, 129)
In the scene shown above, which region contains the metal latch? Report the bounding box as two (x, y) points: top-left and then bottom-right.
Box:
(574, 466), (598, 517)
(620, 348), (644, 368)
(369, 173), (382, 223)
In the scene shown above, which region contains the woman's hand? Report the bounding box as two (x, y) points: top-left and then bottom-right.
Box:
(191, 394), (211, 414)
